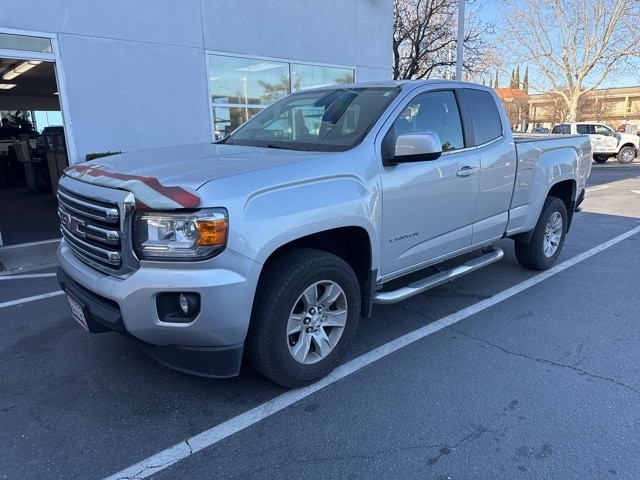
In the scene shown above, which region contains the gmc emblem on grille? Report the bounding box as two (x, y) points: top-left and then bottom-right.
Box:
(59, 211), (86, 238)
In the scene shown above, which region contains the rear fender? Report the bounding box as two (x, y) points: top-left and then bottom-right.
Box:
(508, 138), (588, 237)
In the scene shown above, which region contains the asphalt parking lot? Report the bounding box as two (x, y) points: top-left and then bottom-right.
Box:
(1, 163), (639, 479)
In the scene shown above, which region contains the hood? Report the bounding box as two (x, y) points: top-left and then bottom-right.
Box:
(81, 143), (329, 190)
(64, 143), (331, 210)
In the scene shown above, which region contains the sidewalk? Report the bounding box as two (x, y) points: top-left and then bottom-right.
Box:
(0, 239), (60, 275)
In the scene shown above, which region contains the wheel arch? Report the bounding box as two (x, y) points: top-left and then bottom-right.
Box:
(548, 179), (576, 230)
(257, 227), (375, 319)
(510, 179), (576, 244)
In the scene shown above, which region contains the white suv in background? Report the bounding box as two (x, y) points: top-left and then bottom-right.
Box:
(551, 122), (638, 164)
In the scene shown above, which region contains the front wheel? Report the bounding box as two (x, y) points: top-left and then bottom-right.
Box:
(593, 155), (609, 163)
(514, 197), (567, 271)
(246, 249), (361, 388)
(617, 146), (636, 164)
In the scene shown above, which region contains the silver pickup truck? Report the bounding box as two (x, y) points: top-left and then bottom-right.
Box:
(56, 80), (592, 387)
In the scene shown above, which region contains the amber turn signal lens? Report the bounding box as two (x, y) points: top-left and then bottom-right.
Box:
(196, 219), (227, 246)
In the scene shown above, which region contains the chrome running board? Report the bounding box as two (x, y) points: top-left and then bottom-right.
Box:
(373, 246), (504, 305)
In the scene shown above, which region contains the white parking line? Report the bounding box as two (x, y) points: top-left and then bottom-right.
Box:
(0, 273), (58, 281)
(0, 238), (60, 249)
(103, 224), (640, 480)
(585, 185), (611, 191)
(0, 291), (65, 309)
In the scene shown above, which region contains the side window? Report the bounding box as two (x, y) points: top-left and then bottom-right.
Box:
(576, 124), (590, 135)
(594, 124), (612, 136)
(464, 88), (503, 146)
(390, 90), (465, 152)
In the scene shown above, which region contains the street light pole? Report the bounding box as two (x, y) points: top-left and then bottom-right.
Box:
(240, 77), (249, 122)
(456, 0), (465, 81)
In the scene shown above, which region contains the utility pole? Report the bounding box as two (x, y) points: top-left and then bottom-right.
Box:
(456, 0), (465, 81)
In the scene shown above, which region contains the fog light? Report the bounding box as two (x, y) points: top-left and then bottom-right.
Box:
(179, 293), (190, 314)
(156, 292), (201, 323)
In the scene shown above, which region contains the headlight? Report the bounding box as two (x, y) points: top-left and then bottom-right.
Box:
(133, 209), (228, 260)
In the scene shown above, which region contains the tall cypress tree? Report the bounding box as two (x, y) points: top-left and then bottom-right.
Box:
(515, 66), (521, 89)
(522, 67), (529, 94)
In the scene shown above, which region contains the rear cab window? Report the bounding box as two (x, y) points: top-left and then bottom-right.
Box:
(463, 88), (503, 146)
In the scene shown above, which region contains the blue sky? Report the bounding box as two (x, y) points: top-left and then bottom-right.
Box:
(472, 0), (638, 89)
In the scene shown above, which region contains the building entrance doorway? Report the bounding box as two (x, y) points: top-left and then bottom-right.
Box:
(0, 32), (65, 246)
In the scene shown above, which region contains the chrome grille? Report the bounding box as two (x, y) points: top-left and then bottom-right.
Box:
(57, 180), (138, 275)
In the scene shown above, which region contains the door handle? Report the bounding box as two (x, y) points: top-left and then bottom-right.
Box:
(456, 166), (478, 177)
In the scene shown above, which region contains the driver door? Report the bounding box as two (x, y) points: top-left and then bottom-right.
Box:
(379, 89), (480, 279)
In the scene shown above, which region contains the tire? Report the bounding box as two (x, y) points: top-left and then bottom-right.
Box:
(514, 196), (567, 271)
(616, 146), (636, 164)
(593, 155), (608, 163)
(246, 248), (361, 388)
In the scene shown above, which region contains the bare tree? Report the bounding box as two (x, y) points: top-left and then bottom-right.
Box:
(546, 92), (578, 124)
(393, 0), (494, 80)
(499, 0), (640, 121)
(499, 93), (529, 130)
(581, 89), (616, 123)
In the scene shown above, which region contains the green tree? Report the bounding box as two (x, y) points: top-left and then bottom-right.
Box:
(258, 76), (291, 104)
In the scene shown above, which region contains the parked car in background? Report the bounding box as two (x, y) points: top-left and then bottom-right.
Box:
(551, 122), (638, 164)
(531, 126), (550, 134)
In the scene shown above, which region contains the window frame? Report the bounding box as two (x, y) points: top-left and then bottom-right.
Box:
(459, 87), (505, 147)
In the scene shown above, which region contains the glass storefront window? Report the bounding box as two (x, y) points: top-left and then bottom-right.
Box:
(209, 55), (289, 106)
(208, 54), (355, 139)
(291, 64), (354, 92)
(0, 33), (52, 53)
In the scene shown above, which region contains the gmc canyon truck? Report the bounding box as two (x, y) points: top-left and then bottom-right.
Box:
(56, 80), (592, 388)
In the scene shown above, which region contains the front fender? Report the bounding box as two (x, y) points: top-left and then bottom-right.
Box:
(239, 174), (380, 265)
(194, 145), (383, 271)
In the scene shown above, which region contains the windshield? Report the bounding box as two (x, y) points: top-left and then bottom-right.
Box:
(220, 86), (399, 152)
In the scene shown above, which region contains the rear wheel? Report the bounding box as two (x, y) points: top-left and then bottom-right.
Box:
(515, 196), (567, 271)
(593, 155), (608, 163)
(617, 146), (636, 164)
(246, 248), (360, 388)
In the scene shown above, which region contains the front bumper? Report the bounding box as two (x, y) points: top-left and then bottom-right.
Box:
(56, 241), (261, 378)
(59, 268), (244, 377)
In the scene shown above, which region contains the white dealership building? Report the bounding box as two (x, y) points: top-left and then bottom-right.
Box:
(0, 1), (392, 164)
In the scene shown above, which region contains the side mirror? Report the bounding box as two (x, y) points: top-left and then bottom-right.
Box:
(390, 131), (443, 164)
